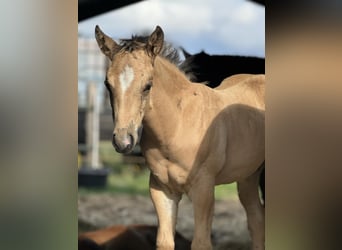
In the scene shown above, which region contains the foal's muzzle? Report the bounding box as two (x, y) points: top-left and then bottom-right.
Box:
(112, 132), (134, 154)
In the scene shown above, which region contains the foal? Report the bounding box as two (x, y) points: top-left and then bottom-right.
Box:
(95, 25), (265, 250)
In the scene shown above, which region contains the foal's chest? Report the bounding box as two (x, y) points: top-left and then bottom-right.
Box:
(143, 147), (194, 192)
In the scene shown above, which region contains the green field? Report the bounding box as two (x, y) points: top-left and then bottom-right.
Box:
(79, 141), (238, 200)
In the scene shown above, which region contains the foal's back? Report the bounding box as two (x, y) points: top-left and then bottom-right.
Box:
(215, 74), (265, 109)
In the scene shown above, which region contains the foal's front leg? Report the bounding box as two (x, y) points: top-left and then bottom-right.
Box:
(149, 173), (181, 250)
(188, 176), (215, 250)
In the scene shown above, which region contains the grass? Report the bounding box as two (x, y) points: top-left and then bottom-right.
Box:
(79, 141), (238, 200)
(215, 182), (238, 200)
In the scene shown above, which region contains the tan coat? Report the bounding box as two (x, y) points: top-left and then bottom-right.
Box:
(95, 25), (265, 250)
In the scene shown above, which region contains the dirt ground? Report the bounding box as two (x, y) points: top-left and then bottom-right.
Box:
(78, 194), (251, 250)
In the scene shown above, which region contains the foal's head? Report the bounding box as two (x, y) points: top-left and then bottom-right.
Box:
(95, 25), (164, 153)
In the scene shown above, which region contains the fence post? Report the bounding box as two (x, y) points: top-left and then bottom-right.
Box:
(86, 82), (101, 169)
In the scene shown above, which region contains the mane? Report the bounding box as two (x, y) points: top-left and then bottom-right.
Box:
(178, 57), (197, 82)
(119, 35), (182, 66)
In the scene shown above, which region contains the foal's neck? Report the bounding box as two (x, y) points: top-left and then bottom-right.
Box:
(154, 56), (191, 93)
(142, 56), (192, 143)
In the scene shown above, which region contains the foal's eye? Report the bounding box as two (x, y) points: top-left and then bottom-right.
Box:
(143, 82), (152, 93)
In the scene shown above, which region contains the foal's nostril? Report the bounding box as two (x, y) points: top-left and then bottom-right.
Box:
(112, 134), (118, 148)
(122, 134), (133, 149)
(127, 134), (134, 148)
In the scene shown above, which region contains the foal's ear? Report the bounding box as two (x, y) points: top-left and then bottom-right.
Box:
(95, 25), (120, 60)
(146, 26), (164, 59)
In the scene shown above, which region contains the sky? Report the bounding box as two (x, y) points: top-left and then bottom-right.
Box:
(78, 0), (265, 57)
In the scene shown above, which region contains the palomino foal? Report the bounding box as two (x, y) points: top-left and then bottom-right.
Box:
(95, 26), (265, 250)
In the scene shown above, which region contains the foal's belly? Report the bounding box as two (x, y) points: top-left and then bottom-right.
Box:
(214, 159), (263, 185)
(214, 138), (264, 184)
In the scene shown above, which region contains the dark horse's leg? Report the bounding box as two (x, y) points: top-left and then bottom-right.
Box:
(259, 162), (265, 205)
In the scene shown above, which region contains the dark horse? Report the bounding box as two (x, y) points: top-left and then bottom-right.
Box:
(180, 49), (265, 88)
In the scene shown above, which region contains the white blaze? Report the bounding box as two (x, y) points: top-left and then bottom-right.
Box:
(119, 65), (134, 93)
